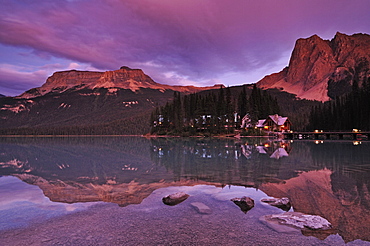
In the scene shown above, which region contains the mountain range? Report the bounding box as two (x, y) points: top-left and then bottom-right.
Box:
(17, 66), (220, 99)
(257, 32), (370, 101)
(0, 32), (369, 134)
(0, 67), (221, 134)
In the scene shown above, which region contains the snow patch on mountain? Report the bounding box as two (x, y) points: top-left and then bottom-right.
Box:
(17, 67), (221, 99)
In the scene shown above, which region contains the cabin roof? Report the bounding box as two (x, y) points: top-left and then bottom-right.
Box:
(270, 148), (289, 159)
(267, 114), (288, 126)
(256, 119), (266, 127)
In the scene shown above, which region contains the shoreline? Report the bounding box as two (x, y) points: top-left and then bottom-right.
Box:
(0, 184), (362, 245)
(0, 185), (356, 246)
(0, 134), (144, 137)
(0, 134), (270, 138)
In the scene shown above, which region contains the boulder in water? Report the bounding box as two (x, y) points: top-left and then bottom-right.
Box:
(162, 192), (189, 206)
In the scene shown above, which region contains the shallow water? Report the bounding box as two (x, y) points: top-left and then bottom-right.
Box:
(0, 137), (369, 245)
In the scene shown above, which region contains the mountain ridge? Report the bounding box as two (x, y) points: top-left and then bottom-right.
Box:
(257, 32), (370, 101)
(0, 66), (224, 135)
(18, 66), (222, 99)
(2, 32), (368, 134)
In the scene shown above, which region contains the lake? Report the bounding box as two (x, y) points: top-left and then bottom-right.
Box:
(0, 137), (369, 245)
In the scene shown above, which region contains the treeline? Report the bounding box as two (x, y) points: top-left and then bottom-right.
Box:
(308, 78), (370, 131)
(150, 85), (280, 136)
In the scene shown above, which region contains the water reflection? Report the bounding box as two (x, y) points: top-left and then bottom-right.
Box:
(1, 137), (369, 199)
(241, 140), (292, 159)
(150, 138), (296, 185)
(0, 137), (370, 243)
(0, 176), (100, 231)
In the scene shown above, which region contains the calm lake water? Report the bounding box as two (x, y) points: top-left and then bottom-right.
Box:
(0, 137), (369, 245)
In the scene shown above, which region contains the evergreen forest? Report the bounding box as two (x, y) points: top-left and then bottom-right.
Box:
(308, 78), (370, 131)
(150, 85), (280, 136)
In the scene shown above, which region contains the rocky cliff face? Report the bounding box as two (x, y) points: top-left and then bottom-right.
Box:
(257, 32), (370, 101)
(18, 66), (220, 99)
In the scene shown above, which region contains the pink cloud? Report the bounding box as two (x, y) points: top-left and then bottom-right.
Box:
(0, 65), (47, 95)
(0, 61), (99, 96)
(0, 0), (369, 94)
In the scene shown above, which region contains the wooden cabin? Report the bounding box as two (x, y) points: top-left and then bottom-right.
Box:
(262, 114), (291, 132)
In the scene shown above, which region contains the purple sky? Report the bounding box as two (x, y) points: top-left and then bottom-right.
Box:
(1, 0), (369, 96)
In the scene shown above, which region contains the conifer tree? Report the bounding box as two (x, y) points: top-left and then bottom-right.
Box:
(238, 85), (248, 119)
(308, 77), (370, 131)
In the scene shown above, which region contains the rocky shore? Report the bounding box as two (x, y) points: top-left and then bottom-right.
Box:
(0, 185), (363, 246)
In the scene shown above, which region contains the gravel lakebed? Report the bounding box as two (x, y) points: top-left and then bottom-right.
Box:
(1, 185), (368, 246)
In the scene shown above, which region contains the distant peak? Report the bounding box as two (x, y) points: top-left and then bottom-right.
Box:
(299, 34), (322, 42)
(307, 34), (327, 43)
(118, 66), (145, 73)
(295, 34), (325, 46)
(257, 32), (370, 102)
(309, 34), (321, 39)
(332, 31), (349, 41)
(120, 66), (132, 70)
(335, 31), (346, 36)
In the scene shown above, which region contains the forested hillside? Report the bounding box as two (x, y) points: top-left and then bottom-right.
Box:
(0, 87), (175, 135)
(308, 78), (370, 131)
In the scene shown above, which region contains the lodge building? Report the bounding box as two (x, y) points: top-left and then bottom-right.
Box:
(242, 114), (292, 132)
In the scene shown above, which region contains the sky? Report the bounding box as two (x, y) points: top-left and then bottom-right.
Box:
(1, 0), (369, 96)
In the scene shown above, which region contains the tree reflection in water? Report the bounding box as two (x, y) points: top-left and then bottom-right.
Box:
(150, 138), (296, 186)
(0, 137), (370, 242)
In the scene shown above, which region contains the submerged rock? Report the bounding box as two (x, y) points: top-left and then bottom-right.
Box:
(263, 212), (332, 230)
(261, 197), (291, 211)
(190, 202), (212, 214)
(231, 196), (254, 213)
(162, 192), (189, 206)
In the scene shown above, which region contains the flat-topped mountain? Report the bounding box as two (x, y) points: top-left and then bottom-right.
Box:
(3, 32), (367, 134)
(19, 66), (220, 99)
(0, 67), (222, 135)
(257, 32), (370, 101)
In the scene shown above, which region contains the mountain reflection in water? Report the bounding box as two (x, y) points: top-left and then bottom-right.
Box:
(0, 137), (369, 243)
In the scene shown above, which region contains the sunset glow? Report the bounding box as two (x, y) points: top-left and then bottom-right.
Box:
(1, 0), (369, 96)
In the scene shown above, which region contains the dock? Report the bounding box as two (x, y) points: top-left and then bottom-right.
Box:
(283, 131), (370, 141)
